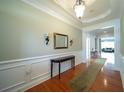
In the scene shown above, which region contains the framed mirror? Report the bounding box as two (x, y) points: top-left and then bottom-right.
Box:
(54, 33), (68, 49)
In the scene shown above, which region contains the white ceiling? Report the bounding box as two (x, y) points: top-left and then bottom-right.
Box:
(54, 0), (97, 9)
(53, 0), (122, 26)
(90, 27), (114, 37)
(22, 0), (123, 28)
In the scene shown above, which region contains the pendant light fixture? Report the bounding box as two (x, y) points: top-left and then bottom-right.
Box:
(74, 0), (85, 19)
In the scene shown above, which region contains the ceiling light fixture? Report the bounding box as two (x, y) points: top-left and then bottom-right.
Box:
(74, 0), (85, 19)
(104, 31), (106, 33)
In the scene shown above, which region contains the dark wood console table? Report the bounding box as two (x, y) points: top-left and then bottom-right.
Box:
(51, 55), (75, 79)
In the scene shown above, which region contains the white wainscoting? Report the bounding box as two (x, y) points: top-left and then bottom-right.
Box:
(120, 56), (124, 89)
(0, 50), (83, 92)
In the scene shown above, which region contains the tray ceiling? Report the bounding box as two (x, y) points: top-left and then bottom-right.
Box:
(53, 0), (121, 24)
(22, 0), (122, 28)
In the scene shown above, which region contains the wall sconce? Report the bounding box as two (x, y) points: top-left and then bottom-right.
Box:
(44, 33), (49, 45)
(70, 39), (73, 46)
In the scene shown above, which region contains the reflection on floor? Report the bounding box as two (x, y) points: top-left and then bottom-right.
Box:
(101, 52), (115, 69)
(26, 59), (123, 92)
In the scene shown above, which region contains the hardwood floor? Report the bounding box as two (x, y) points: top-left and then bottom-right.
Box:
(26, 61), (123, 92)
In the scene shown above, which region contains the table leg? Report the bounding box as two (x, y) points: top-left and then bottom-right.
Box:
(71, 59), (73, 68)
(72, 57), (75, 69)
(51, 62), (53, 78)
(59, 62), (61, 79)
(74, 57), (75, 69)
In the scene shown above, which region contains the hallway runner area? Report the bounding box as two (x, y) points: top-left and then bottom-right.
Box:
(69, 58), (106, 92)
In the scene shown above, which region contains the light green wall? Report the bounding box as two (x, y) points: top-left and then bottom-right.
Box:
(121, 9), (124, 56)
(0, 0), (82, 61)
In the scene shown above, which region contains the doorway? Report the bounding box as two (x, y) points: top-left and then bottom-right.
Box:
(101, 37), (115, 69)
(86, 27), (116, 69)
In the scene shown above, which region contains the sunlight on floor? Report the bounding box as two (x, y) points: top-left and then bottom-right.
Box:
(101, 52), (114, 64)
(101, 37), (115, 69)
(101, 52), (115, 68)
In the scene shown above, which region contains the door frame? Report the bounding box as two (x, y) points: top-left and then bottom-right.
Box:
(82, 19), (120, 71)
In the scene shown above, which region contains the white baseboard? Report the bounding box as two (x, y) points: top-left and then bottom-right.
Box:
(0, 50), (83, 92)
(120, 56), (124, 89)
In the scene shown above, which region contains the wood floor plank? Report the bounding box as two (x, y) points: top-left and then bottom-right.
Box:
(26, 62), (123, 92)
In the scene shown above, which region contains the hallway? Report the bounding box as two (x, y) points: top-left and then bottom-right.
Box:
(101, 52), (114, 63)
(0, 0), (124, 92)
(101, 37), (115, 69)
(26, 61), (123, 92)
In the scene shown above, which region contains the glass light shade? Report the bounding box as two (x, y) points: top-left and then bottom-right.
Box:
(74, 3), (85, 18)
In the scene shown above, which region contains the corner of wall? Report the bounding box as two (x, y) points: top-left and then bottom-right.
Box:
(120, 55), (124, 89)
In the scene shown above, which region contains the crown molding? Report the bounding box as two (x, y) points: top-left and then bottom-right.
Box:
(21, 0), (82, 30)
(82, 19), (120, 32)
(81, 9), (112, 23)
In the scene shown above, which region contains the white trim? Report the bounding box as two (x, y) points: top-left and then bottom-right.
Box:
(0, 50), (83, 92)
(21, 0), (82, 30)
(0, 50), (81, 64)
(53, 0), (112, 24)
(82, 9), (112, 23)
(31, 72), (49, 81)
(122, 57), (124, 61)
(83, 19), (120, 71)
(0, 64), (25, 71)
(0, 81), (26, 92)
(120, 56), (124, 89)
(82, 19), (120, 31)
(21, 72), (50, 92)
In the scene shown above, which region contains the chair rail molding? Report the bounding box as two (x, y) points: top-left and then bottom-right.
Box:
(0, 50), (83, 92)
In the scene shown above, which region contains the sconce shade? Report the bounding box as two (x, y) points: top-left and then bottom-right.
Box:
(70, 40), (73, 46)
(45, 36), (49, 45)
(44, 33), (49, 45)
